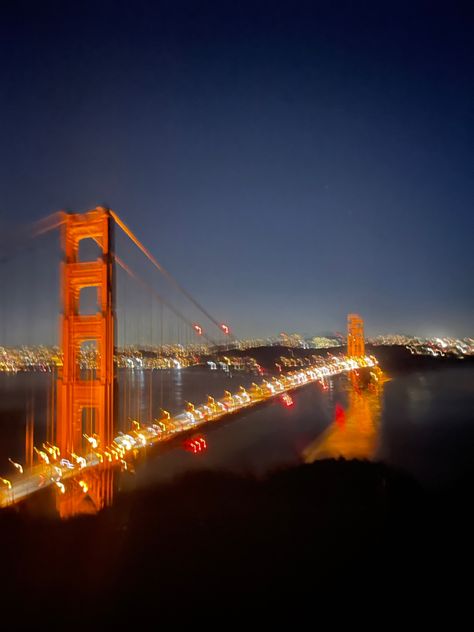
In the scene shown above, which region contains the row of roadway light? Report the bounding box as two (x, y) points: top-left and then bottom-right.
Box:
(0, 354), (378, 508)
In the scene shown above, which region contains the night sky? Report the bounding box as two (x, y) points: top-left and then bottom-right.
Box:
(1, 1), (473, 339)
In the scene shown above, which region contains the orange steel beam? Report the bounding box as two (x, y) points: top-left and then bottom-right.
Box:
(57, 467), (114, 520)
(56, 207), (115, 458)
(25, 403), (34, 469)
(347, 313), (365, 357)
(56, 207), (116, 517)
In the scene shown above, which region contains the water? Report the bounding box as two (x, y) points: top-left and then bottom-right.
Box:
(378, 366), (474, 488)
(0, 366), (257, 465)
(119, 364), (474, 493)
(1, 364), (473, 503)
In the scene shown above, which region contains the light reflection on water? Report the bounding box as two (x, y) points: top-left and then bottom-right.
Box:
(117, 365), (474, 494)
(117, 372), (374, 493)
(302, 376), (387, 463)
(1, 364), (474, 518)
(115, 367), (257, 434)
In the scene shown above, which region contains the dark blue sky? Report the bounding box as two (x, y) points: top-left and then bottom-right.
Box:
(1, 1), (473, 338)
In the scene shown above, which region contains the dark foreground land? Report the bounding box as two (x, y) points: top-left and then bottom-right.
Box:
(1, 458), (473, 621)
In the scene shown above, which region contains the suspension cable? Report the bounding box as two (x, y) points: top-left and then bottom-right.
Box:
(110, 211), (227, 335)
(114, 255), (218, 346)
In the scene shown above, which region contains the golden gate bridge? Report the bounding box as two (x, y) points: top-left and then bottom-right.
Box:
(0, 207), (374, 517)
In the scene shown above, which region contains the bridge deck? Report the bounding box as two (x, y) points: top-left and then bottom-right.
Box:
(0, 355), (377, 508)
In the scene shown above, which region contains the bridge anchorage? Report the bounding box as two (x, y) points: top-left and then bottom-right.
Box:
(0, 207), (378, 517)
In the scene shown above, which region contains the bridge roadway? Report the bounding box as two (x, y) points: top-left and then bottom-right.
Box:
(0, 354), (377, 509)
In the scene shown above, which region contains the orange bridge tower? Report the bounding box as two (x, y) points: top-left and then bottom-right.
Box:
(347, 313), (365, 357)
(56, 207), (116, 459)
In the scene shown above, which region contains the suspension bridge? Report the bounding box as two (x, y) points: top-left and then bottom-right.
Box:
(0, 207), (376, 517)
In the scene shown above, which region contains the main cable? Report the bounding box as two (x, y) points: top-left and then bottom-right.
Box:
(114, 255), (218, 347)
(111, 211), (229, 338)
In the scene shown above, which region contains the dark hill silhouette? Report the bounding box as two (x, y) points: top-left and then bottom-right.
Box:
(214, 343), (474, 374)
(1, 457), (472, 620)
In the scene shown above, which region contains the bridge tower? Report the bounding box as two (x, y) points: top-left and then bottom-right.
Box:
(56, 207), (115, 462)
(347, 313), (365, 357)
